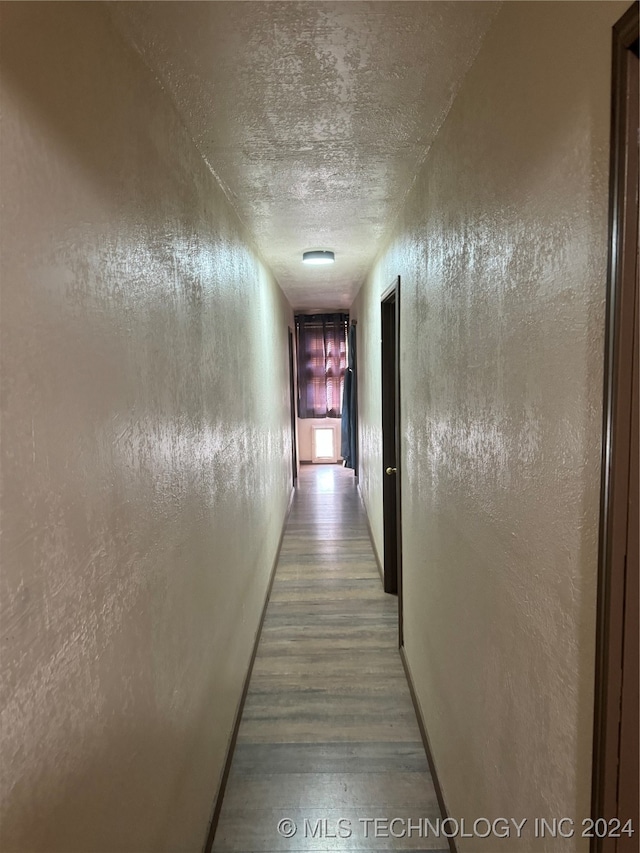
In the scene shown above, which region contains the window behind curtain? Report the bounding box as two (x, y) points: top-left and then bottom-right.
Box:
(296, 313), (348, 418)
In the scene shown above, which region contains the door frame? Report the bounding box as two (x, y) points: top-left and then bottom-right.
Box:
(591, 4), (639, 849)
(381, 276), (404, 646)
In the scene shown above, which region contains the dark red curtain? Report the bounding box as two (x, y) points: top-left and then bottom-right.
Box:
(296, 313), (348, 418)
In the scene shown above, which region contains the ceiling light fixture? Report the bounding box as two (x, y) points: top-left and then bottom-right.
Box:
(302, 250), (335, 265)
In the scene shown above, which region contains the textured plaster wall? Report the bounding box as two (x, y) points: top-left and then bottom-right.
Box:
(0, 4), (292, 851)
(351, 3), (626, 849)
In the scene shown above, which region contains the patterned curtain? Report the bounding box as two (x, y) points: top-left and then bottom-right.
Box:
(296, 313), (348, 418)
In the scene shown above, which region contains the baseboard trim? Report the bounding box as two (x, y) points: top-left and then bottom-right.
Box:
(357, 483), (384, 587)
(203, 486), (295, 853)
(399, 646), (458, 853)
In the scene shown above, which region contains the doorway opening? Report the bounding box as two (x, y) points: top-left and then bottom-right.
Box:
(312, 425), (338, 463)
(381, 276), (403, 646)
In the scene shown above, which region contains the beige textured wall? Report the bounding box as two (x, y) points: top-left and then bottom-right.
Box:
(0, 4), (292, 851)
(351, 3), (626, 849)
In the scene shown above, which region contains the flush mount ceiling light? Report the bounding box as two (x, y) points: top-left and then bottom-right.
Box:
(302, 250), (335, 265)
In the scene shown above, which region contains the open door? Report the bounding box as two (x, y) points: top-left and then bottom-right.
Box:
(591, 6), (639, 850)
(381, 277), (403, 646)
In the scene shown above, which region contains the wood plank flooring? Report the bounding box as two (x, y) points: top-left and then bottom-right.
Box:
(212, 464), (446, 853)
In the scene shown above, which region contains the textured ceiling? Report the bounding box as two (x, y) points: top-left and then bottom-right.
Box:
(111, 2), (500, 310)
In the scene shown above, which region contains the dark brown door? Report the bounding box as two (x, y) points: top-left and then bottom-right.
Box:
(617, 243), (638, 852)
(381, 277), (403, 645)
(288, 327), (298, 489)
(615, 22), (639, 838)
(592, 6), (638, 851)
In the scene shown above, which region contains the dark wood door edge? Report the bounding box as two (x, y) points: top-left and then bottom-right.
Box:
(381, 275), (404, 647)
(203, 487), (295, 853)
(381, 289), (398, 595)
(399, 647), (458, 853)
(591, 3), (639, 848)
(357, 481), (385, 587)
(394, 277), (403, 648)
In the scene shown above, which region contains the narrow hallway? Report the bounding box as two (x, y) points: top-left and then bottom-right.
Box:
(213, 465), (445, 853)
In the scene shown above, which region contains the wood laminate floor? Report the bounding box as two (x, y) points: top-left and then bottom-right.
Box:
(212, 464), (446, 853)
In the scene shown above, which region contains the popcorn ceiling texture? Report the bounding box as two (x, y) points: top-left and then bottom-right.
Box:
(0, 5), (293, 851)
(110, 1), (500, 310)
(351, 3), (627, 850)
